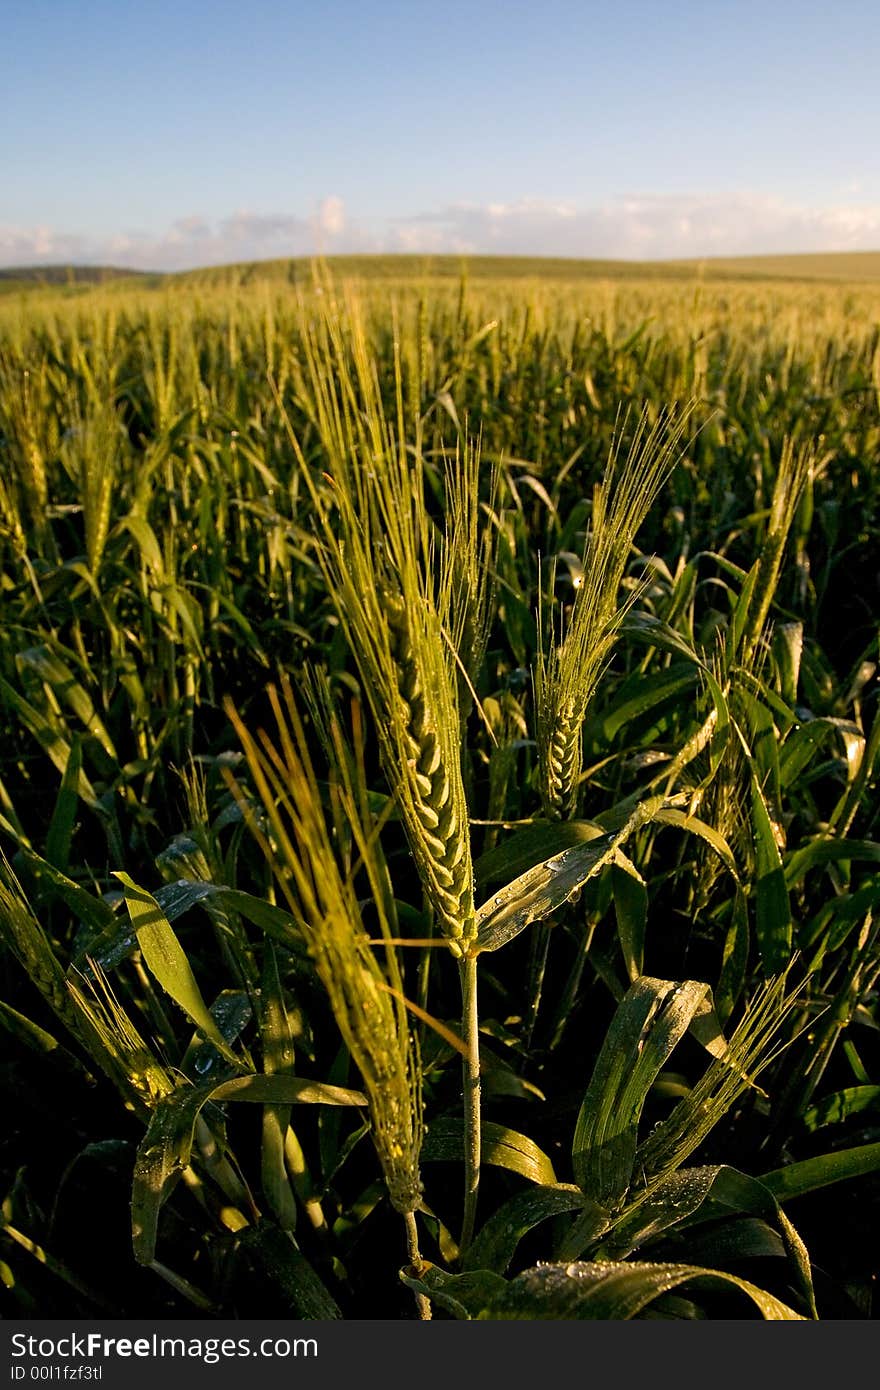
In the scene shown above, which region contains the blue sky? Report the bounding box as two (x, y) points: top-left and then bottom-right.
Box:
(2, 0), (879, 268)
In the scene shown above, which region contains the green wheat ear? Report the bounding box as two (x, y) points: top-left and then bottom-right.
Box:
(60, 395), (123, 576)
(0, 360), (51, 538)
(67, 964), (177, 1114)
(0, 856), (175, 1113)
(536, 405), (695, 820)
(737, 438), (814, 666)
(279, 289), (494, 953)
(225, 676), (424, 1217)
(438, 433), (499, 712)
(635, 970), (806, 1187)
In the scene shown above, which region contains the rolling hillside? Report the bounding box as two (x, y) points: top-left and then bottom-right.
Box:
(2, 249), (880, 292)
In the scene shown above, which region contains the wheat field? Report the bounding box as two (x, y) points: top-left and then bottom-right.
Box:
(0, 256), (878, 1319)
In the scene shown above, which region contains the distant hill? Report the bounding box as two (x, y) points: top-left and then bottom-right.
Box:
(0, 266), (153, 297)
(167, 249), (880, 287)
(0, 265), (149, 291)
(2, 250), (880, 290)
(674, 250), (880, 282)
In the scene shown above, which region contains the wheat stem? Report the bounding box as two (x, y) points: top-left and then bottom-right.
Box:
(459, 951), (481, 1254)
(403, 1209), (431, 1320)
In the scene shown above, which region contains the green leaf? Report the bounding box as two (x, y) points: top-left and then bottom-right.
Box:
(258, 941), (299, 1232)
(156, 878), (225, 919)
(132, 1073), (365, 1263)
(716, 888), (750, 1023)
(422, 1118), (557, 1185)
(780, 715), (863, 789)
(17, 646), (117, 762)
(590, 665), (697, 743)
(0, 677), (98, 804)
(463, 1187), (587, 1274)
(475, 799), (665, 954)
(16, 644), (116, 760)
(738, 687), (782, 810)
(620, 632), (727, 774)
(750, 769), (791, 973)
(232, 1221), (341, 1319)
(571, 977), (712, 1207)
(773, 621), (803, 707)
(45, 737), (82, 874)
(729, 558), (761, 660)
(474, 819), (602, 888)
(180, 991), (253, 1084)
(79, 879), (309, 974)
(594, 1164), (815, 1314)
(119, 513), (164, 576)
(0, 999), (88, 1078)
(193, 586), (270, 667)
(161, 880), (308, 954)
(735, 665), (798, 733)
(61, 558), (103, 602)
(554, 1202), (613, 1261)
(20, 848), (116, 936)
(801, 1086), (880, 1132)
(114, 871), (240, 1065)
(399, 1263), (508, 1320)
(611, 855), (647, 982)
(653, 807), (740, 882)
(680, 1216), (786, 1266)
(208, 1074), (366, 1106)
(0, 771), (29, 847)
(619, 612), (703, 665)
(760, 1142), (880, 1202)
(595, 1166), (726, 1258)
(493, 1260), (804, 1320)
(802, 878), (880, 959)
(785, 837), (880, 888)
(206, 886), (308, 955)
(411, 1260), (804, 1320)
(161, 582), (205, 658)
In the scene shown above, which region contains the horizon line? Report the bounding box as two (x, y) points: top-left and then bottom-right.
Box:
(4, 246), (880, 280)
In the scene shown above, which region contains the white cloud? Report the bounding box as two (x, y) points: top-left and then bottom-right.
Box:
(388, 194), (880, 259)
(315, 195), (346, 239)
(2, 192), (879, 272)
(0, 208), (331, 272)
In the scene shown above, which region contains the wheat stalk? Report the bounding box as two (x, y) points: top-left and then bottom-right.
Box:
(278, 284), (497, 1250)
